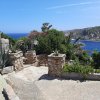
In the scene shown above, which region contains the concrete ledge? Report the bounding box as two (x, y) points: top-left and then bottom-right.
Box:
(62, 72), (100, 81)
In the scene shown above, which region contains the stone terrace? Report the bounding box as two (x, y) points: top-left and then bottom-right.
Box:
(3, 66), (100, 100)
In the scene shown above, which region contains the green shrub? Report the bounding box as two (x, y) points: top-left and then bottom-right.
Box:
(63, 60), (94, 75)
(94, 69), (100, 73)
(35, 29), (66, 54)
(91, 51), (100, 69)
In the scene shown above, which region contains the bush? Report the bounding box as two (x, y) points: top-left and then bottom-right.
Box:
(63, 60), (94, 75)
(91, 51), (100, 69)
(94, 69), (100, 73)
(76, 51), (91, 65)
(15, 37), (29, 56)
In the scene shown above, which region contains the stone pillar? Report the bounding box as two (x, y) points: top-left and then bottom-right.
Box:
(9, 51), (24, 71)
(24, 50), (38, 65)
(48, 53), (66, 77)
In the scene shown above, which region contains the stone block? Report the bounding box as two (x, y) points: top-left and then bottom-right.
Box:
(1, 66), (14, 74)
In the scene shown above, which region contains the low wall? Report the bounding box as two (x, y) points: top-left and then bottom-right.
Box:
(24, 51), (37, 65)
(37, 54), (48, 66)
(62, 72), (100, 81)
(9, 51), (24, 71)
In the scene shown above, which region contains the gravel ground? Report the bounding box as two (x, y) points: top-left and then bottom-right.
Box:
(4, 65), (100, 100)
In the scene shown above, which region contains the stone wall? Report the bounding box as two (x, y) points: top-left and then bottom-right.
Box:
(62, 72), (100, 81)
(48, 53), (66, 77)
(24, 51), (38, 65)
(24, 51), (48, 66)
(9, 51), (24, 71)
(37, 54), (48, 66)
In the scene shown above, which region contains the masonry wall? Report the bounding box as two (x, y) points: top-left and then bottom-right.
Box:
(9, 51), (24, 71)
(48, 53), (66, 77)
(24, 51), (37, 65)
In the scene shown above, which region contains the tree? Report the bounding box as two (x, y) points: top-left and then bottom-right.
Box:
(92, 51), (100, 69)
(16, 37), (29, 56)
(47, 29), (65, 52)
(35, 29), (65, 54)
(41, 23), (52, 33)
(65, 32), (85, 60)
(28, 30), (40, 40)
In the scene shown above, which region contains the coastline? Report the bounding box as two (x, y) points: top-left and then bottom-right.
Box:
(71, 39), (100, 42)
(80, 39), (100, 42)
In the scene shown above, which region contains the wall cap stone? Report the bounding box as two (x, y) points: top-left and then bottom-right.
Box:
(48, 53), (66, 58)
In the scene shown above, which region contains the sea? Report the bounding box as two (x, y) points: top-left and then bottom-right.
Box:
(6, 33), (100, 52)
(6, 33), (28, 39)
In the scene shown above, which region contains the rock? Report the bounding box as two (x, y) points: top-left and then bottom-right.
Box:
(1, 66), (14, 74)
(4, 84), (20, 100)
(0, 74), (7, 100)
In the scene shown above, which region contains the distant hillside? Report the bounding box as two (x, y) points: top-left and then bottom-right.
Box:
(65, 26), (100, 40)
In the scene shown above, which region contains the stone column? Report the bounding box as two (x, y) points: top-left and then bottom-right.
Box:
(48, 53), (66, 77)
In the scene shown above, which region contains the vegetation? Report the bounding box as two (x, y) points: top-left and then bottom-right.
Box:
(63, 59), (94, 75)
(15, 37), (30, 56)
(41, 23), (52, 33)
(0, 49), (9, 69)
(35, 29), (66, 54)
(94, 69), (100, 73)
(0, 23), (100, 74)
(91, 51), (100, 69)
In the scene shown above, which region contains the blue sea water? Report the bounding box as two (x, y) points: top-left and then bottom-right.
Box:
(6, 33), (100, 52)
(81, 40), (100, 52)
(6, 33), (28, 39)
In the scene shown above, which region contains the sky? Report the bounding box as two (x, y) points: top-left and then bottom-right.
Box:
(0, 0), (100, 33)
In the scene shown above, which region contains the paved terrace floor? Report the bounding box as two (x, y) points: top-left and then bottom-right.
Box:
(3, 65), (100, 100)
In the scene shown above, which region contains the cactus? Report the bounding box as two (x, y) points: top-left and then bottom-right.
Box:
(0, 33), (9, 70)
(0, 49), (9, 69)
